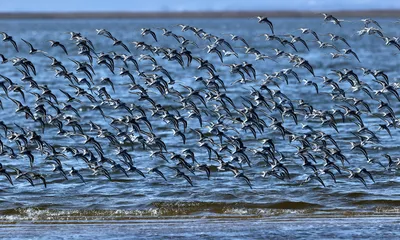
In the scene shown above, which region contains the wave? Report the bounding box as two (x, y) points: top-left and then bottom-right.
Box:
(1, 200), (400, 222)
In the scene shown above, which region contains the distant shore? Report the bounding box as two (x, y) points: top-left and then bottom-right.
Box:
(0, 10), (399, 19)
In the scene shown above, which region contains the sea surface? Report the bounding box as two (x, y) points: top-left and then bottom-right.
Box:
(0, 17), (400, 238)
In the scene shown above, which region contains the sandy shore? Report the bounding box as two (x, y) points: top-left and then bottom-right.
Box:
(1, 216), (399, 239)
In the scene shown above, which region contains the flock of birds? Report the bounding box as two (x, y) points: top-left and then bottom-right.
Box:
(0, 14), (399, 190)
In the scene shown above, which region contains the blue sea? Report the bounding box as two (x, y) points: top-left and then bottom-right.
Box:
(0, 17), (400, 239)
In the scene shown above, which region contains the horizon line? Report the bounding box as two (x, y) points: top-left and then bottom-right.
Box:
(0, 9), (399, 19)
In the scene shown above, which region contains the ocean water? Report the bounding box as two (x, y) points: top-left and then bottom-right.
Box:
(0, 17), (400, 238)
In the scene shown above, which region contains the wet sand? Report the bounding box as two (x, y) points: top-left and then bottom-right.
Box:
(1, 216), (399, 239)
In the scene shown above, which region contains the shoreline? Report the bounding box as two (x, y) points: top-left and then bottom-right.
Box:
(1, 215), (400, 224)
(0, 10), (399, 19)
(1, 217), (399, 239)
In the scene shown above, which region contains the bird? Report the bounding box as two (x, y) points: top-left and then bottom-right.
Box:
(257, 16), (274, 34)
(52, 163), (68, 180)
(21, 38), (47, 55)
(0, 163), (13, 185)
(148, 167), (167, 181)
(346, 168), (371, 186)
(141, 28), (158, 42)
(96, 28), (114, 38)
(12, 167), (34, 186)
(322, 13), (342, 27)
(234, 171), (253, 189)
(90, 163), (112, 181)
(287, 34), (310, 51)
(302, 173), (326, 187)
(299, 28), (320, 41)
(318, 168), (337, 183)
(328, 33), (351, 47)
(342, 49), (360, 62)
(229, 34), (249, 47)
(381, 37), (400, 51)
(169, 167), (193, 187)
(361, 18), (382, 29)
(69, 167), (85, 183)
(111, 37), (131, 53)
(26, 172), (47, 188)
(195, 164), (210, 180)
(0, 53), (8, 64)
(125, 162), (146, 178)
(49, 40), (68, 55)
(0, 32), (19, 52)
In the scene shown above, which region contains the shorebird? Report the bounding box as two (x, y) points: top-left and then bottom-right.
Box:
(345, 169), (370, 188)
(21, 39), (47, 55)
(322, 13), (342, 27)
(90, 163), (112, 181)
(12, 167), (34, 186)
(148, 167), (167, 181)
(342, 49), (360, 62)
(361, 18), (382, 29)
(49, 40), (68, 55)
(169, 167), (193, 187)
(257, 16), (274, 34)
(383, 154), (400, 170)
(96, 28), (114, 38)
(381, 37), (400, 51)
(0, 163), (13, 185)
(299, 28), (320, 41)
(0, 32), (19, 52)
(327, 33), (351, 47)
(195, 164), (210, 180)
(229, 34), (249, 47)
(0, 53), (7, 64)
(234, 171), (253, 189)
(357, 27), (383, 37)
(159, 28), (181, 42)
(301, 172), (325, 187)
(69, 167), (85, 183)
(125, 162), (146, 178)
(286, 34), (310, 51)
(141, 28), (158, 42)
